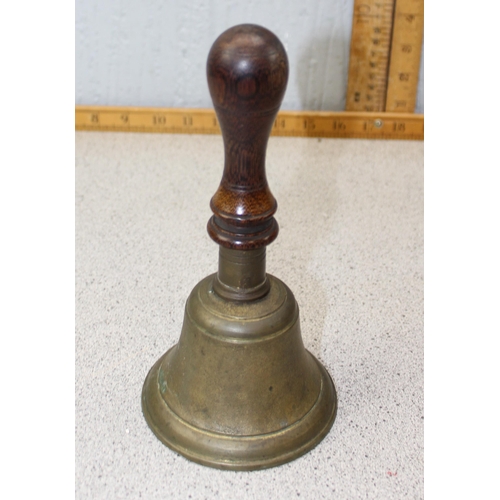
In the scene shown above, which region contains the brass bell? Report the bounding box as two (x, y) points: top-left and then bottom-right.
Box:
(142, 24), (337, 470)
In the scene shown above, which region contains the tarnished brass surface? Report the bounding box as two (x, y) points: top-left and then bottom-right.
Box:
(142, 271), (337, 470)
(213, 247), (270, 301)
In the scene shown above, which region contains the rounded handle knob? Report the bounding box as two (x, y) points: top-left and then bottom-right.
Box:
(206, 24), (289, 250)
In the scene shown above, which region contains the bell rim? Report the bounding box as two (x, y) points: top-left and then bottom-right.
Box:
(142, 347), (337, 471)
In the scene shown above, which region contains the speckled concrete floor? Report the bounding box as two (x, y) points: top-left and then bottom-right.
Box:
(76, 132), (423, 499)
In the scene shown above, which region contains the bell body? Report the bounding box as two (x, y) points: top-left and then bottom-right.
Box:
(142, 271), (337, 470)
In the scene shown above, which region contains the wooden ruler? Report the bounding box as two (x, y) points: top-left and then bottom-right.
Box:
(346, 0), (423, 113)
(385, 0), (424, 112)
(75, 106), (423, 140)
(346, 0), (395, 111)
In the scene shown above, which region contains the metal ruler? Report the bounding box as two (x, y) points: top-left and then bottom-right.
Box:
(346, 0), (423, 113)
(75, 106), (423, 140)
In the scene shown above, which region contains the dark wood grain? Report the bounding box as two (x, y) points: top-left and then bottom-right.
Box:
(206, 24), (289, 250)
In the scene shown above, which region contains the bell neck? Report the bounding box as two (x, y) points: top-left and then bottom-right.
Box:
(213, 247), (270, 301)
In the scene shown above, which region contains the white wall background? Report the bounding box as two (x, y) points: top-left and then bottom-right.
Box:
(76, 0), (423, 113)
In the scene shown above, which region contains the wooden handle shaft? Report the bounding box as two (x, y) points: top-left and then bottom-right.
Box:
(206, 24), (289, 250)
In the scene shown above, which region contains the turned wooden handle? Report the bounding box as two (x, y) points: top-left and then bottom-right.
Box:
(206, 24), (289, 250)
